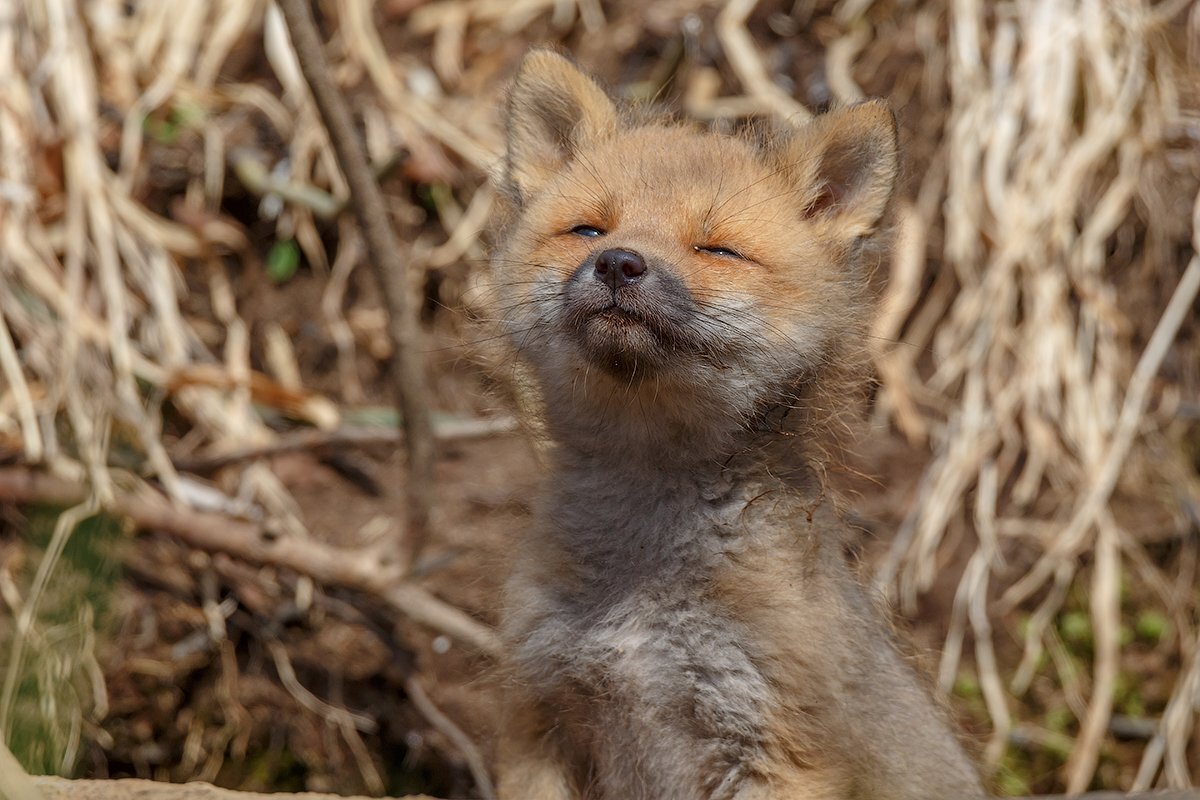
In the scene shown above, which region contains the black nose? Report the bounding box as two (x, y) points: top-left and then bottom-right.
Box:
(594, 248), (647, 291)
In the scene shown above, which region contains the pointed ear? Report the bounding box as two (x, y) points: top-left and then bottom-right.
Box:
(778, 101), (899, 237)
(503, 50), (618, 203)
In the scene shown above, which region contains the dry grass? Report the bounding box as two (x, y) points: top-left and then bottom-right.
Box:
(868, 0), (1200, 790)
(0, 0), (1197, 794)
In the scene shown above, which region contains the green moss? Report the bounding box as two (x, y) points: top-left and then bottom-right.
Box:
(953, 671), (981, 699)
(1119, 625), (1134, 647)
(237, 749), (308, 793)
(1114, 671), (1146, 717)
(1134, 610), (1169, 644)
(1059, 610), (1092, 648)
(143, 103), (207, 144)
(995, 749), (1032, 797)
(2, 510), (125, 776)
(266, 239), (301, 284)
(1044, 706), (1074, 734)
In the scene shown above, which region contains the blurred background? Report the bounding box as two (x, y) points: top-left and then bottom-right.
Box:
(0, 0), (1198, 797)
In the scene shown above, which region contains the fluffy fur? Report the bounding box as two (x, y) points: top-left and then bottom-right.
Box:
(484, 50), (983, 800)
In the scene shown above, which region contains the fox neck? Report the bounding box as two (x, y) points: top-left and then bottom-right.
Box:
(537, 413), (824, 586)
(531, 368), (833, 580)
(533, 357), (829, 463)
(543, 395), (818, 487)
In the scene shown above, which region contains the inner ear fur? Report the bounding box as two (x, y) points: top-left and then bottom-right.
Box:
(774, 101), (899, 237)
(503, 50), (619, 203)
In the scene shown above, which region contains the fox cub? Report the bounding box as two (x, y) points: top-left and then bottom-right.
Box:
(485, 50), (983, 800)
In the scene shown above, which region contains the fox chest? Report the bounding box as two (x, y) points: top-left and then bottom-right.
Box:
(513, 587), (772, 797)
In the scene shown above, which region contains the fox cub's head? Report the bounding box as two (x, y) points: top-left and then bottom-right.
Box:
(489, 50), (897, 449)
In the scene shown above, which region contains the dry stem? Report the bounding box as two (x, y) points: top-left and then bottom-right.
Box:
(404, 676), (496, 800)
(275, 0), (436, 565)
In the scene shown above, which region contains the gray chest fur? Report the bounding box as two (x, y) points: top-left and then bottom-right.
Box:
(507, 467), (774, 799)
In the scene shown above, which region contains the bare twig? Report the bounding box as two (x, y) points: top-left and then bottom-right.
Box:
(267, 641), (377, 734)
(275, 0), (436, 564)
(404, 676), (496, 800)
(1064, 520), (1121, 792)
(267, 641), (384, 794)
(1133, 642), (1200, 790)
(716, 0), (810, 122)
(172, 417), (518, 473)
(231, 148), (407, 221)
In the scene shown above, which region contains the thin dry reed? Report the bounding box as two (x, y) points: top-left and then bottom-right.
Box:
(870, 0), (1200, 790)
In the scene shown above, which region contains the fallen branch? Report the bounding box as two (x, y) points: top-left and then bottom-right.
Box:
(230, 148), (407, 221)
(275, 0), (436, 563)
(404, 676), (495, 800)
(173, 417), (518, 474)
(0, 468), (501, 657)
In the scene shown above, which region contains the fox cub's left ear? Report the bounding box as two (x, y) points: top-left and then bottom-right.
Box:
(779, 100), (899, 238)
(503, 50), (618, 204)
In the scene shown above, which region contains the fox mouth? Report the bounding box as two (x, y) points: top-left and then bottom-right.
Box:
(560, 288), (694, 374)
(578, 301), (660, 347)
(592, 304), (644, 324)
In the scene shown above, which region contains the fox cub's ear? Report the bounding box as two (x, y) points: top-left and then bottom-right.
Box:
(503, 50), (618, 203)
(779, 101), (899, 237)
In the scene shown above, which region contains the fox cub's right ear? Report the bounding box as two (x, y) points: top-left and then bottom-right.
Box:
(503, 50), (618, 204)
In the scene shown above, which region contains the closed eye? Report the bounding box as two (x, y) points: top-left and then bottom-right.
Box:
(695, 244), (746, 260)
(569, 224), (606, 238)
